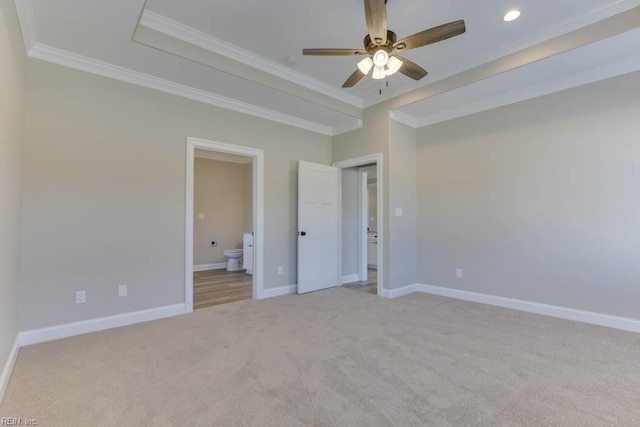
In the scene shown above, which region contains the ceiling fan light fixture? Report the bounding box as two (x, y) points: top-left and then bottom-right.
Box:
(372, 65), (386, 80)
(373, 50), (389, 67)
(503, 10), (521, 22)
(303, 1), (466, 89)
(357, 57), (374, 75)
(385, 56), (403, 75)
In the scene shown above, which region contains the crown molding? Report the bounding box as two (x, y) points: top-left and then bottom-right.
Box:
(14, 0), (37, 52)
(139, 10), (364, 109)
(17, 0), (639, 136)
(330, 119), (364, 136)
(401, 54), (640, 129)
(28, 44), (335, 136)
(389, 111), (419, 128)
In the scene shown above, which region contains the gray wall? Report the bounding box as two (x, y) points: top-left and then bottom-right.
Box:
(416, 70), (640, 319)
(193, 158), (247, 266)
(333, 104), (392, 288)
(333, 104), (420, 290)
(388, 120), (418, 288)
(341, 168), (358, 278)
(0, 0), (25, 373)
(20, 59), (331, 330)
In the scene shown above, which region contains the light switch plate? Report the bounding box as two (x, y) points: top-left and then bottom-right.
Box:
(118, 285), (127, 298)
(395, 208), (403, 217)
(198, 213), (205, 219)
(75, 291), (86, 304)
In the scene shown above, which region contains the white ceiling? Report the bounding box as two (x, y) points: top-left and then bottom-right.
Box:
(145, 0), (628, 103)
(19, 0), (640, 134)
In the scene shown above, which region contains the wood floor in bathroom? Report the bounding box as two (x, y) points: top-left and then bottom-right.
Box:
(194, 267), (378, 309)
(193, 269), (252, 309)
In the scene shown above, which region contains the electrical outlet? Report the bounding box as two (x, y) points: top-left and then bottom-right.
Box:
(118, 285), (127, 298)
(198, 213), (205, 219)
(456, 268), (463, 279)
(278, 265), (283, 275)
(76, 290), (86, 304)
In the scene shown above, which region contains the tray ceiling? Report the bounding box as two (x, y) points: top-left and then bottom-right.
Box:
(16, 0), (640, 134)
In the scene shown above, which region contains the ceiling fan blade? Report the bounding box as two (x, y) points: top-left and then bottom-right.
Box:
(342, 69), (365, 88)
(364, 0), (388, 45)
(394, 20), (466, 51)
(303, 48), (368, 56)
(394, 55), (428, 80)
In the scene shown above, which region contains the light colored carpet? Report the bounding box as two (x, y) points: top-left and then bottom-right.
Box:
(2, 288), (640, 426)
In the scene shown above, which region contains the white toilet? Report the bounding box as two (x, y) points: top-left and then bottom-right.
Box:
(222, 249), (243, 272)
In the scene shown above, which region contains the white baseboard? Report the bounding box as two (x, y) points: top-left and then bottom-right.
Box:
(260, 284), (297, 299)
(381, 284), (419, 299)
(416, 284), (640, 334)
(19, 303), (187, 347)
(0, 336), (20, 404)
(341, 274), (360, 285)
(194, 263), (227, 271)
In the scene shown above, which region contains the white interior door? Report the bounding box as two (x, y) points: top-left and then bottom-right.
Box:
(297, 161), (341, 294)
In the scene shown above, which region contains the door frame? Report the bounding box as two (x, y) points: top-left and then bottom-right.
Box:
(333, 153), (384, 297)
(185, 137), (265, 313)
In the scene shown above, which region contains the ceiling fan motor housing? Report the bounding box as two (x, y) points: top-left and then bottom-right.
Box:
(364, 31), (397, 54)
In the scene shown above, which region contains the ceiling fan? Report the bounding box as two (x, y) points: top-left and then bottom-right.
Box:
(302, 0), (466, 88)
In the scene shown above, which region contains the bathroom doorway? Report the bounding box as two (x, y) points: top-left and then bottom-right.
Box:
(185, 138), (265, 312)
(192, 150), (253, 308)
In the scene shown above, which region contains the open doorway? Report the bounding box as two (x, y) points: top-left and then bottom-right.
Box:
(347, 165), (378, 294)
(192, 149), (253, 308)
(333, 154), (384, 297)
(185, 137), (265, 313)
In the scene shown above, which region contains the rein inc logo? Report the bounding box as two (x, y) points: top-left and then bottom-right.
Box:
(1, 418), (38, 426)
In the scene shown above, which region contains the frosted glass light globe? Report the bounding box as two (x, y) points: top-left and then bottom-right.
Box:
(373, 50), (389, 67)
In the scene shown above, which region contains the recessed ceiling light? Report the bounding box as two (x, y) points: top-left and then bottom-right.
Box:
(503, 10), (521, 22)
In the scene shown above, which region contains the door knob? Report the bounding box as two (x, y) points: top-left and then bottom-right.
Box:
(299, 231), (307, 236)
